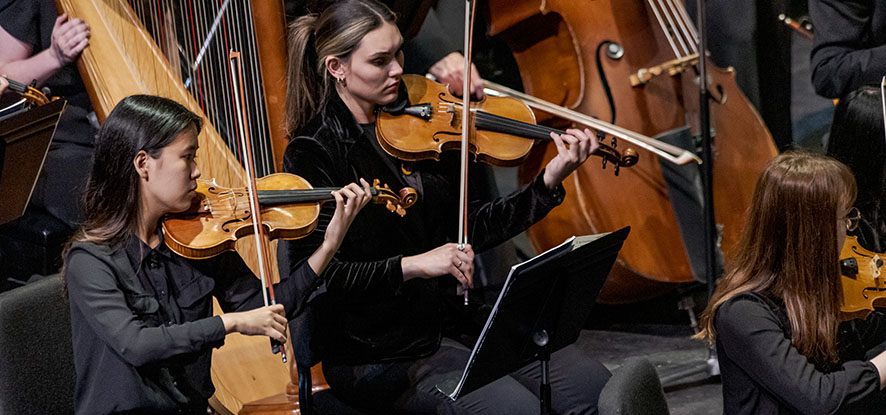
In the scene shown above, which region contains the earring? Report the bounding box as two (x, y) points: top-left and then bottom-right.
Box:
(336, 76), (347, 87)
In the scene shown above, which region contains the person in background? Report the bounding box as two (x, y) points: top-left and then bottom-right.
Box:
(809, 0), (886, 99)
(825, 84), (886, 252)
(0, 0), (96, 228)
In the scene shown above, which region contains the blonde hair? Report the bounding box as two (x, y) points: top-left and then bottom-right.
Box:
(285, 0), (395, 133)
(697, 152), (856, 365)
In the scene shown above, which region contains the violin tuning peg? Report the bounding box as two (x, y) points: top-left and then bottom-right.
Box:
(385, 201), (396, 212)
(396, 206), (406, 217)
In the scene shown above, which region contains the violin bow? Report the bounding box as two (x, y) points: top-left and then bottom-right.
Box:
(881, 76), (886, 145)
(229, 50), (288, 363)
(456, 0), (477, 306)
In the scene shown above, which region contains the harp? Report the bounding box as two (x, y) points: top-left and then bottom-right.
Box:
(52, 0), (305, 413)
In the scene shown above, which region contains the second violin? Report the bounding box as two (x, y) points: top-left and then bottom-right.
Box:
(162, 173), (416, 260)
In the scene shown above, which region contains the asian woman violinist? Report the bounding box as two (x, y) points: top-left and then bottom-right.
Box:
(279, 1), (611, 414)
(697, 152), (886, 414)
(64, 94), (372, 415)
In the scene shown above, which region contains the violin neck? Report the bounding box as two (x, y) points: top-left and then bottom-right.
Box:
(474, 111), (562, 141)
(257, 187), (379, 206)
(4, 78), (29, 94)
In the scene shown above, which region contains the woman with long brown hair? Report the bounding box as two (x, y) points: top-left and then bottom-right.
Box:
(697, 152), (886, 414)
(280, 0), (612, 414)
(64, 95), (371, 415)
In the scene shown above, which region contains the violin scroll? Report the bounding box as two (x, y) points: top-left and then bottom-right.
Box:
(371, 179), (417, 217)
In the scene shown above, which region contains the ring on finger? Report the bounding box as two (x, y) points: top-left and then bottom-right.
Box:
(457, 260), (463, 268)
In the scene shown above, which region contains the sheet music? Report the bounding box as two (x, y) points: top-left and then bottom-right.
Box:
(446, 234), (591, 398)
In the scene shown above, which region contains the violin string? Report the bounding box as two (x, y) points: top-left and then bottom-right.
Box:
(646, 0), (682, 59)
(663, 0), (697, 55)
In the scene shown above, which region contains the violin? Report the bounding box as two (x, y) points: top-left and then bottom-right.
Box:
(2, 77), (55, 106)
(839, 235), (886, 320)
(376, 75), (638, 173)
(162, 172), (417, 260)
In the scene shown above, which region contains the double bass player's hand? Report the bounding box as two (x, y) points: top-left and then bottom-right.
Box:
(401, 243), (475, 289)
(429, 52), (485, 99)
(543, 128), (600, 190)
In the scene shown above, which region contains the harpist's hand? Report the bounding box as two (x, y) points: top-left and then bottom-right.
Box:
(220, 304), (288, 343)
(543, 128), (600, 190)
(402, 243), (475, 288)
(50, 14), (90, 67)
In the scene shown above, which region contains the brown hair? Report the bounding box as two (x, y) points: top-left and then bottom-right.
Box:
(697, 151), (856, 365)
(285, 0), (396, 133)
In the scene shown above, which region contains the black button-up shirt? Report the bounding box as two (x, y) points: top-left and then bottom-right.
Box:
(66, 233), (316, 415)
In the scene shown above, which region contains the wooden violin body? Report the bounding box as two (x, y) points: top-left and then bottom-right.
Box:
(376, 75), (637, 170)
(163, 173), (417, 260)
(840, 235), (886, 320)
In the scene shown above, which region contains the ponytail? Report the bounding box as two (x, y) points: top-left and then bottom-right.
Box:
(286, 14), (327, 133)
(285, 0), (396, 134)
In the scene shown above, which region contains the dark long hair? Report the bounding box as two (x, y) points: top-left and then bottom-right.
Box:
(286, 0), (396, 133)
(698, 152), (856, 366)
(827, 84), (886, 207)
(73, 95), (202, 247)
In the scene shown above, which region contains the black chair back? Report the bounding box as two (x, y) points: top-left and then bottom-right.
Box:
(0, 274), (75, 414)
(599, 357), (670, 415)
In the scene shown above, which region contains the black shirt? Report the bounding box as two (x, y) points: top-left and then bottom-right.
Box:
(810, 0), (886, 99)
(716, 292), (886, 414)
(66, 235), (315, 415)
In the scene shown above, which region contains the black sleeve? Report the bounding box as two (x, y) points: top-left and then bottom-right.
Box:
(809, 0), (886, 98)
(0, 0), (45, 49)
(279, 137), (404, 298)
(65, 249), (226, 367)
(716, 296), (882, 413)
(467, 169), (564, 253)
(195, 250), (317, 321)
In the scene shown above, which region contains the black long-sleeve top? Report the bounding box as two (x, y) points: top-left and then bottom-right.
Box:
(809, 0), (886, 99)
(278, 92), (564, 366)
(716, 292), (886, 414)
(65, 234), (315, 415)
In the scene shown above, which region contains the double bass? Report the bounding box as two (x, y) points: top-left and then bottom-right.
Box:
(486, 0), (778, 302)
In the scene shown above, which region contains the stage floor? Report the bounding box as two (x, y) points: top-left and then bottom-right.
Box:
(577, 326), (722, 415)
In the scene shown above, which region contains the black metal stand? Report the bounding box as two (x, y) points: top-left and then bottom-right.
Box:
(659, 0), (721, 388)
(533, 329), (552, 415)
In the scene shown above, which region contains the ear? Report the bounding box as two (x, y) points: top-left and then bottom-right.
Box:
(133, 150), (150, 181)
(325, 55), (347, 80)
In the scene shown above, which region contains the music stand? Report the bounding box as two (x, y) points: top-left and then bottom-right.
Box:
(0, 99), (66, 226)
(437, 226), (630, 414)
